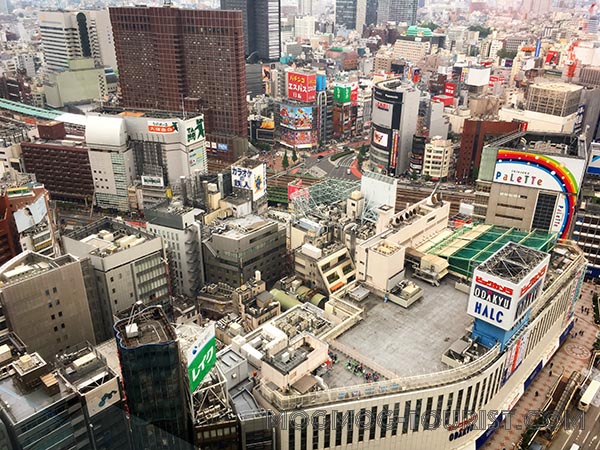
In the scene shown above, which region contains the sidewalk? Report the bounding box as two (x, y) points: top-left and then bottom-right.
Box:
(483, 281), (598, 450)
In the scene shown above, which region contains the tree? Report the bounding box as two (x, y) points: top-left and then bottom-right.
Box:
(496, 48), (518, 60)
(468, 25), (491, 38)
(292, 148), (298, 163)
(418, 22), (439, 32)
(356, 153), (364, 171)
(282, 151), (289, 170)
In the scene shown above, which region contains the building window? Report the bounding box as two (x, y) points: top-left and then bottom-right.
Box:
(51, 314), (55, 320)
(52, 287), (57, 294)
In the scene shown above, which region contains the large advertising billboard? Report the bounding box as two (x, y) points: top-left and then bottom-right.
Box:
(141, 175), (164, 188)
(372, 128), (390, 149)
(494, 150), (585, 194)
(188, 322), (216, 393)
(231, 163), (268, 200)
(280, 105), (313, 130)
(287, 71), (317, 102)
(184, 116), (205, 145)
(280, 129), (317, 149)
(14, 195), (48, 233)
(371, 100), (393, 128)
(588, 145), (600, 175)
(502, 330), (530, 386)
(84, 377), (121, 417)
(334, 84), (351, 103)
(467, 254), (550, 331)
(148, 120), (177, 134)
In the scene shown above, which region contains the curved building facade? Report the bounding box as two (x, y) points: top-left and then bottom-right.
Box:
(370, 78), (420, 176)
(242, 240), (585, 450)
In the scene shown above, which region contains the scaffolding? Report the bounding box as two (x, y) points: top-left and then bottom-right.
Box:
(291, 178), (360, 218)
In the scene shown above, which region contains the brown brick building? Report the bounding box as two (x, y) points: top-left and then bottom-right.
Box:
(109, 6), (248, 160)
(456, 119), (522, 181)
(21, 123), (94, 203)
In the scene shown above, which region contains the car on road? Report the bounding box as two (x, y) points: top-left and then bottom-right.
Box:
(317, 155), (324, 160)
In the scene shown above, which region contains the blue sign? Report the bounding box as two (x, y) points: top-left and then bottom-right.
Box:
(535, 40), (542, 57)
(476, 412), (504, 449)
(473, 301), (505, 325)
(524, 361), (543, 390)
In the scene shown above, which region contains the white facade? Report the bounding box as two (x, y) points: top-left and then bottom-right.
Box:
(392, 39), (430, 63)
(498, 108), (577, 133)
(294, 16), (316, 39)
(422, 137), (453, 180)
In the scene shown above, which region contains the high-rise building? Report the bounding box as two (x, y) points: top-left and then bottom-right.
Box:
(523, 0), (552, 15)
(114, 306), (192, 450)
(109, 6), (248, 160)
(335, 0), (359, 30)
(221, 0), (281, 61)
(146, 201), (204, 298)
(378, 0), (416, 24)
(369, 78), (419, 175)
(294, 15), (316, 38)
(298, 0), (312, 15)
(365, 0), (378, 27)
(63, 217), (171, 330)
(38, 10), (117, 72)
(0, 252), (98, 361)
(525, 82), (583, 117)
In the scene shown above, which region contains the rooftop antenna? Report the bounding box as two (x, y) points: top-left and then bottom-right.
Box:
(181, 94), (186, 120)
(127, 300), (145, 327)
(164, 0), (173, 6)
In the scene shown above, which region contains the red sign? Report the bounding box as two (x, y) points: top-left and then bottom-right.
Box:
(375, 101), (389, 110)
(444, 82), (456, 97)
(488, 75), (505, 87)
(520, 265), (547, 297)
(350, 82), (358, 103)
(287, 71), (317, 102)
(545, 50), (559, 65)
(474, 275), (514, 295)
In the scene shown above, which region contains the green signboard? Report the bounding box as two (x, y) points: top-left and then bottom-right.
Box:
(333, 84), (351, 103)
(187, 323), (216, 392)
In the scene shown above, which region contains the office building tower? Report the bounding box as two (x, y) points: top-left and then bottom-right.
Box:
(221, 0), (281, 61)
(370, 78), (419, 175)
(365, 0), (378, 27)
(336, 0), (359, 30)
(523, 0), (552, 15)
(378, 0), (416, 24)
(146, 201), (204, 298)
(63, 217), (171, 329)
(38, 10), (117, 72)
(114, 306), (191, 450)
(0, 252), (98, 361)
(109, 6), (248, 160)
(294, 16), (316, 39)
(298, 0), (312, 14)
(203, 215), (286, 288)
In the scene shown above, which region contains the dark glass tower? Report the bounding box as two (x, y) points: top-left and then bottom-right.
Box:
(114, 306), (192, 450)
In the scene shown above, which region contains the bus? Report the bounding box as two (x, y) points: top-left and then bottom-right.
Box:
(578, 379), (600, 411)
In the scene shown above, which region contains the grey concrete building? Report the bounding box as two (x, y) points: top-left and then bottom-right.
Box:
(203, 215), (286, 288)
(146, 201), (204, 298)
(0, 252), (97, 361)
(63, 217), (171, 331)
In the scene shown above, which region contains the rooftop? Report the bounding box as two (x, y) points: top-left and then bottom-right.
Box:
(330, 277), (472, 384)
(210, 214), (275, 239)
(530, 82), (584, 93)
(0, 252), (77, 287)
(114, 306), (176, 349)
(477, 242), (548, 283)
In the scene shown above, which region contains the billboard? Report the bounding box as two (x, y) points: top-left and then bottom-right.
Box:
(280, 129), (316, 149)
(573, 105), (585, 134)
(141, 175), (164, 188)
(372, 129), (389, 149)
(85, 377), (121, 417)
(287, 71), (316, 102)
(262, 65), (272, 95)
(494, 150), (585, 195)
(444, 82), (456, 96)
(464, 67), (490, 87)
(467, 254), (550, 331)
(188, 322), (216, 393)
(251, 163), (267, 200)
(372, 100), (393, 128)
(502, 330), (530, 385)
(488, 75), (505, 87)
(333, 84), (351, 103)
(14, 195), (48, 233)
(390, 130), (399, 169)
(231, 164), (267, 200)
(588, 145), (600, 175)
(148, 120), (177, 134)
(280, 105), (313, 130)
(316, 73), (327, 92)
(189, 144), (206, 170)
(545, 50), (559, 65)
(184, 117), (205, 145)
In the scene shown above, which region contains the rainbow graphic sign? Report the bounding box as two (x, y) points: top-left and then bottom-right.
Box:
(494, 150), (585, 237)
